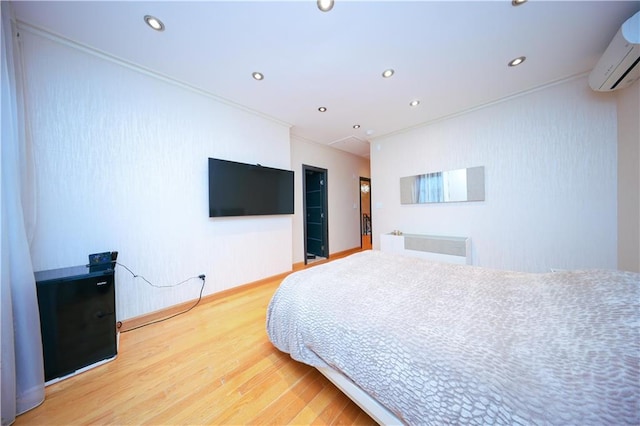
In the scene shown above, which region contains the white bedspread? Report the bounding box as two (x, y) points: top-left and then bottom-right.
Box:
(266, 251), (640, 425)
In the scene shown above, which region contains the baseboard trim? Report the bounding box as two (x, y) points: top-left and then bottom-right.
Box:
(292, 246), (363, 271)
(119, 246), (365, 332)
(118, 272), (289, 332)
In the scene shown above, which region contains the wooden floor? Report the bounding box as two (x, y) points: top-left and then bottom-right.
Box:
(361, 235), (372, 251)
(16, 252), (376, 426)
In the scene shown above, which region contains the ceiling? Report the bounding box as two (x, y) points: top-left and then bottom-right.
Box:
(10, 1), (640, 158)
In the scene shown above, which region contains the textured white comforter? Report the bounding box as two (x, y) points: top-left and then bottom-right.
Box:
(266, 250), (640, 425)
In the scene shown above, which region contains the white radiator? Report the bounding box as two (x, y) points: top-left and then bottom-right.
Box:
(380, 233), (472, 265)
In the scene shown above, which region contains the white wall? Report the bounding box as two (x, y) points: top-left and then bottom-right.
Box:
(616, 81), (640, 272)
(19, 27), (293, 320)
(371, 77), (618, 273)
(290, 136), (370, 264)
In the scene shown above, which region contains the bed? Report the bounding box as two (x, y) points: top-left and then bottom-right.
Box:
(266, 249), (639, 425)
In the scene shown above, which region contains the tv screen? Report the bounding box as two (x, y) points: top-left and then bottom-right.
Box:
(208, 158), (294, 217)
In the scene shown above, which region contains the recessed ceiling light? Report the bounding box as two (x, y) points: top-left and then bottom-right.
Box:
(353, 124), (361, 129)
(409, 100), (420, 107)
(144, 15), (165, 32)
(508, 56), (526, 67)
(318, 107), (327, 112)
(512, 0), (528, 6)
(317, 0), (334, 12)
(252, 72), (264, 81)
(382, 69), (395, 78)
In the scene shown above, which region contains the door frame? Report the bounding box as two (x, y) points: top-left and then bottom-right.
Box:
(359, 177), (372, 248)
(302, 164), (329, 264)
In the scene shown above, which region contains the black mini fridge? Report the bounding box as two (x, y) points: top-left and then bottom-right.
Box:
(35, 264), (117, 383)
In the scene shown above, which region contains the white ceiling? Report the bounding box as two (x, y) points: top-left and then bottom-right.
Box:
(11, 1), (640, 158)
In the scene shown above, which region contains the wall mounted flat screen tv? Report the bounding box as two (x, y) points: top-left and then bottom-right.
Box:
(208, 158), (294, 217)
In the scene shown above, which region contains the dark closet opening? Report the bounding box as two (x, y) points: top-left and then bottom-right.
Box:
(303, 165), (328, 264)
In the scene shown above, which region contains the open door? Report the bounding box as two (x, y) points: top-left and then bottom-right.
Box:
(303, 165), (329, 263)
(360, 177), (372, 250)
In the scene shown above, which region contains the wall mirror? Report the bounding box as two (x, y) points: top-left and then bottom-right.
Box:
(400, 166), (485, 204)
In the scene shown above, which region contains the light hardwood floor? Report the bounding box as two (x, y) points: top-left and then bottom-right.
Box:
(361, 235), (372, 251)
(16, 251), (376, 426)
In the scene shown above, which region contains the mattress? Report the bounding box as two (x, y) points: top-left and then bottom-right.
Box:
(266, 250), (640, 425)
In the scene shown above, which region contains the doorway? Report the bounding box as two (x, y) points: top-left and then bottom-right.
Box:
(303, 165), (329, 264)
(360, 177), (372, 250)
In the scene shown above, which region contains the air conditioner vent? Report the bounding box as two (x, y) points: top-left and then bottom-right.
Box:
(589, 11), (640, 92)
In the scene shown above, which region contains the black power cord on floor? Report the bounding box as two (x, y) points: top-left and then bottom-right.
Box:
(114, 262), (206, 333)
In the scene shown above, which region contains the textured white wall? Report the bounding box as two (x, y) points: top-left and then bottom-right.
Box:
(20, 28), (292, 320)
(371, 77), (618, 272)
(290, 136), (370, 263)
(616, 81), (640, 272)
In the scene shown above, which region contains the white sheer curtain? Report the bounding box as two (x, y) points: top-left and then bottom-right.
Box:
(415, 172), (444, 203)
(1, 3), (45, 424)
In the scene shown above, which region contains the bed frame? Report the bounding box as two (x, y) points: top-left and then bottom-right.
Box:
(317, 366), (402, 425)
(320, 235), (472, 425)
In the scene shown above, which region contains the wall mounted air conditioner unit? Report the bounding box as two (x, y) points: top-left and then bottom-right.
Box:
(588, 11), (640, 92)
